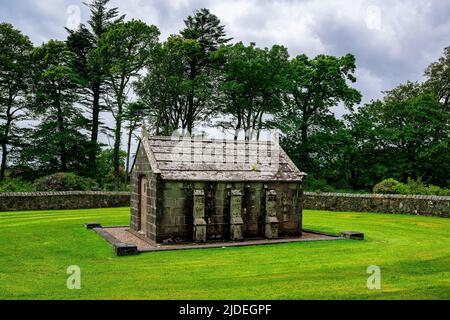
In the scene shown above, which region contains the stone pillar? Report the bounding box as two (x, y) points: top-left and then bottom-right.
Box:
(265, 190), (279, 239)
(193, 189), (207, 243)
(230, 190), (244, 241)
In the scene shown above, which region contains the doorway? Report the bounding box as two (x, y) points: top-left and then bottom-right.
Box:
(139, 176), (148, 234)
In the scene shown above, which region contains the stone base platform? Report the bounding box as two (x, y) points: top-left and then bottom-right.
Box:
(93, 226), (344, 255)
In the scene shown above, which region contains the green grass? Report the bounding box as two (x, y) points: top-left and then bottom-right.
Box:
(0, 207), (449, 300)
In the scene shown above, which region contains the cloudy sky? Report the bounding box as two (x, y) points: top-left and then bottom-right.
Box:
(1, 0), (450, 149)
(2, 0), (449, 107)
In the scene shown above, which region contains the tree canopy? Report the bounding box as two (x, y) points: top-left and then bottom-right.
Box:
(0, 2), (449, 193)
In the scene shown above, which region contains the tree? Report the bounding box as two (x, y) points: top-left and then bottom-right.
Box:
(181, 8), (232, 56)
(136, 36), (214, 135)
(123, 101), (147, 190)
(95, 148), (127, 190)
(346, 91), (450, 188)
(214, 42), (289, 139)
(66, 0), (125, 176)
(180, 8), (232, 133)
(0, 23), (33, 181)
(93, 20), (159, 190)
(277, 54), (361, 171)
(344, 100), (392, 189)
(425, 46), (450, 111)
(26, 40), (89, 174)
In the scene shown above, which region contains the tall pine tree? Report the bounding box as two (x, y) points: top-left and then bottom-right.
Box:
(66, 0), (125, 177)
(0, 23), (33, 181)
(93, 20), (160, 190)
(26, 40), (89, 174)
(180, 8), (232, 133)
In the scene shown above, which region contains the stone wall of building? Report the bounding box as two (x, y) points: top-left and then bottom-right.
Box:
(303, 192), (450, 217)
(157, 181), (232, 243)
(129, 144), (159, 242)
(0, 192), (130, 212)
(155, 181), (304, 243)
(269, 182), (303, 236)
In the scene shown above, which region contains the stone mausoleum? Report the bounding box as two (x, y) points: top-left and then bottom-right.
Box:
(130, 131), (306, 244)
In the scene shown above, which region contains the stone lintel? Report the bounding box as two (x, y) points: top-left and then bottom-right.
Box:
(231, 217), (244, 225)
(194, 218), (207, 226)
(266, 216), (279, 224)
(267, 190), (277, 197)
(194, 189), (205, 197)
(231, 189), (243, 196)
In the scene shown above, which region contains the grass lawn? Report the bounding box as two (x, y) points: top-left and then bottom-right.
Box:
(0, 207), (449, 300)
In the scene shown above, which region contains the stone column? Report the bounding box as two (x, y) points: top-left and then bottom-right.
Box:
(193, 189), (207, 243)
(230, 190), (244, 241)
(265, 190), (279, 239)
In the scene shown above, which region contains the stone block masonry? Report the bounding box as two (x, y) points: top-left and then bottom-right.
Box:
(303, 192), (450, 218)
(0, 192), (130, 212)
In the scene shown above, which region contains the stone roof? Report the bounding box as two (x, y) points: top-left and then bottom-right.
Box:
(140, 136), (306, 182)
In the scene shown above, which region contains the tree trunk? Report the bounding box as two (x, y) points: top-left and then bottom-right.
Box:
(187, 62), (196, 135)
(0, 143), (7, 181)
(123, 122), (133, 192)
(257, 111), (264, 140)
(56, 92), (67, 172)
(0, 102), (12, 182)
(234, 113), (242, 141)
(89, 82), (101, 175)
(113, 88), (124, 191)
(113, 113), (122, 191)
(54, 87), (67, 172)
(300, 117), (309, 166)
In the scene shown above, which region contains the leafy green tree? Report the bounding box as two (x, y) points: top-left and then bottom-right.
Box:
(343, 100), (389, 189)
(136, 9), (230, 136)
(0, 23), (33, 181)
(277, 54), (362, 171)
(66, 0), (125, 175)
(94, 148), (126, 190)
(92, 20), (159, 190)
(180, 8), (232, 133)
(26, 40), (89, 174)
(346, 91), (450, 188)
(425, 46), (450, 111)
(214, 42), (289, 139)
(181, 8), (232, 56)
(136, 36), (215, 135)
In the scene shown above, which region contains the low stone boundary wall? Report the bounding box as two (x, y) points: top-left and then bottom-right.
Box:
(1, 191), (449, 217)
(0, 192), (130, 212)
(303, 192), (450, 217)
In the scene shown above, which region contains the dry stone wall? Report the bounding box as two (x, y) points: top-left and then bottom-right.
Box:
(0, 192), (129, 212)
(303, 192), (449, 217)
(1, 191), (448, 217)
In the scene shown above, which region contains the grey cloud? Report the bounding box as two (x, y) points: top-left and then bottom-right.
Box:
(1, 0), (449, 125)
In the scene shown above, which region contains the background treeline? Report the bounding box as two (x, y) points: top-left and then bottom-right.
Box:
(0, 0), (449, 194)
